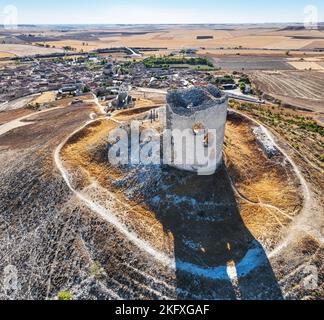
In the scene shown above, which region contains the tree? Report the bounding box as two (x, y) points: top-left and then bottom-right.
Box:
(63, 46), (74, 52)
(239, 82), (246, 93)
(83, 86), (91, 93)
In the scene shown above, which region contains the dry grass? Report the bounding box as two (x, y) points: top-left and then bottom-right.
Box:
(61, 107), (304, 254)
(251, 70), (324, 113)
(30, 91), (57, 105)
(224, 115), (303, 247)
(112, 98), (164, 121)
(199, 49), (324, 57)
(97, 29), (311, 49)
(288, 61), (324, 70)
(62, 119), (121, 186)
(0, 44), (63, 57)
(61, 118), (170, 253)
(51, 93), (94, 108)
(0, 51), (16, 58)
(113, 105), (161, 121)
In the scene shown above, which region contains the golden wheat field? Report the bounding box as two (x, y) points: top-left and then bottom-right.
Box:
(9, 27), (324, 52)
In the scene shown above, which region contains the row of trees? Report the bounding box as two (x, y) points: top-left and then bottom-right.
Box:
(212, 74), (235, 85)
(35, 43), (54, 49)
(143, 56), (214, 68)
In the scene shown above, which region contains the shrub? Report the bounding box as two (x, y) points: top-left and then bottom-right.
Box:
(239, 82), (246, 93)
(83, 86), (91, 93)
(90, 261), (105, 279)
(58, 291), (72, 301)
(213, 75), (235, 85)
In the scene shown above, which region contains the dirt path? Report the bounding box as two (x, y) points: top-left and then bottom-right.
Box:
(0, 94), (41, 112)
(230, 109), (323, 258)
(55, 109), (294, 299)
(0, 95), (102, 137)
(0, 101), (111, 299)
(54, 106), (316, 263)
(0, 106), (65, 137)
(53, 116), (176, 268)
(88, 94), (106, 115)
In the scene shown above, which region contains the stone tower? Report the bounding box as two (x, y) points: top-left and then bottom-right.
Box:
(165, 85), (228, 175)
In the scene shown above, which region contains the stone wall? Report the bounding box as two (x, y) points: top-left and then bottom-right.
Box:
(165, 93), (228, 175)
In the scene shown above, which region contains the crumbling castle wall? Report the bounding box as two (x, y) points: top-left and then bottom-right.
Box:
(165, 85), (228, 174)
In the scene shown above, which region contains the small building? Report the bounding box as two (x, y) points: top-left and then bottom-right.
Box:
(110, 85), (134, 110)
(244, 84), (252, 94)
(222, 84), (237, 90)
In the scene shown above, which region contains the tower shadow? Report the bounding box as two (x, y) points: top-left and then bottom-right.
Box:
(146, 164), (283, 300)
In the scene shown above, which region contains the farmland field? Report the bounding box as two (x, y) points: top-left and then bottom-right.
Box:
(0, 44), (63, 57)
(0, 51), (16, 58)
(3, 26), (324, 53)
(199, 49), (324, 57)
(212, 56), (294, 70)
(251, 70), (324, 113)
(287, 60), (324, 70)
(94, 28), (324, 50)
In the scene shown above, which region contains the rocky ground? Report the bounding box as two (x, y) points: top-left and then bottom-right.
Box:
(0, 98), (322, 300)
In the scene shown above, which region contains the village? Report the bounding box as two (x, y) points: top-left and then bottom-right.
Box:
(0, 52), (255, 113)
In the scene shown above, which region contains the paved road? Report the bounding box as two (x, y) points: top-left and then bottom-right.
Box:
(227, 93), (265, 104)
(125, 47), (142, 57)
(136, 87), (265, 104)
(136, 87), (168, 95)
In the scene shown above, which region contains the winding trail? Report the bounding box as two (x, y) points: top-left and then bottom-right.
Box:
(52, 105), (320, 288)
(53, 119), (176, 269)
(0, 95), (102, 137)
(88, 94), (106, 115)
(225, 166), (294, 221)
(125, 47), (142, 58)
(0, 106), (63, 136)
(0, 93), (41, 112)
(229, 109), (322, 258)
(53, 112), (270, 283)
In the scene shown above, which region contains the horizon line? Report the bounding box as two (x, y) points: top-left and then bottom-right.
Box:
(2, 22), (324, 26)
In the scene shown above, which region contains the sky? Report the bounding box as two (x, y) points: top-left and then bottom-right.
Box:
(0, 0), (323, 25)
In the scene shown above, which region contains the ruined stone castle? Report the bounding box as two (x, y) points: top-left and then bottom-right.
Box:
(165, 85), (228, 175)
